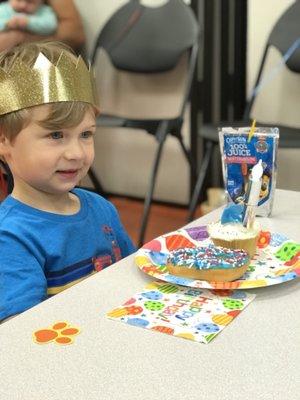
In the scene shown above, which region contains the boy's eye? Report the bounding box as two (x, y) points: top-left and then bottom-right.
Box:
(50, 131), (63, 139)
(81, 131), (94, 139)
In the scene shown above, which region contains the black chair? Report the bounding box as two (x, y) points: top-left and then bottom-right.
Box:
(188, 0), (300, 221)
(0, 160), (13, 199)
(89, 0), (199, 246)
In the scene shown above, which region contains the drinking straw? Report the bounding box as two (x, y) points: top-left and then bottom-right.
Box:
(247, 119), (256, 143)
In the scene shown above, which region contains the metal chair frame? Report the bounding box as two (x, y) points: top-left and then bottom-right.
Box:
(89, 0), (199, 246)
(188, 1), (300, 221)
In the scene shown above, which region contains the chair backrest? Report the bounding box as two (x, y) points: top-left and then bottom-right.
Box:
(245, 1), (300, 128)
(268, 1), (300, 73)
(91, 0), (199, 73)
(91, 0), (199, 120)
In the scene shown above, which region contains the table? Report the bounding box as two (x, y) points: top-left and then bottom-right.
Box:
(1, 189), (299, 400)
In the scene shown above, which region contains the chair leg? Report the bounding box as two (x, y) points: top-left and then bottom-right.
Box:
(187, 141), (214, 222)
(138, 121), (169, 247)
(88, 167), (106, 196)
(176, 134), (197, 183)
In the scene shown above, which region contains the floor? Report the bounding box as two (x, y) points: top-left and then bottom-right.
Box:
(109, 196), (203, 247)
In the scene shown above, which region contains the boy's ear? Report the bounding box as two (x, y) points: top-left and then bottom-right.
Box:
(0, 132), (11, 157)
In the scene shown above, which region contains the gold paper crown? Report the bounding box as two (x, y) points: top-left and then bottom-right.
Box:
(0, 52), (99, 116)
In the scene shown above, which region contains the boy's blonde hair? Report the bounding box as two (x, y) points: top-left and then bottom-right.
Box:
(0, 41), (96, 141)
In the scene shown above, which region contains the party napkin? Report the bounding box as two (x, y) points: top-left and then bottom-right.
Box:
(106, 281), (255, 343)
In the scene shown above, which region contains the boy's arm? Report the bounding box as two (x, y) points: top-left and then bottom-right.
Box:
(0, 233), (47, 322)
(26, 5), (58, 36)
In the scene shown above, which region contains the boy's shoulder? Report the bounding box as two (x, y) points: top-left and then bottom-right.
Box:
(0, 193), (30, 215)
(0, 196), (27, 234)
(0, 195), (18, 216)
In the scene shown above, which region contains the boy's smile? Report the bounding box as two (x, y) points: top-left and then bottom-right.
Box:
(56, 169), (80, 179)
(0, 104), (96, 212)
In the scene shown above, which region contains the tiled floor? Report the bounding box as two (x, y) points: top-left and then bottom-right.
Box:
(109, 196), (203, 247)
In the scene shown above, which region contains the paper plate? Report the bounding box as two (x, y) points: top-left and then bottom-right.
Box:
(135, 226), (300, 289)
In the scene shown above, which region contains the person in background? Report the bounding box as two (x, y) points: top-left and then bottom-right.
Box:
(0, 41), (135, 322)
(0, 0), (57, 36)
(0, 0), (85, 52)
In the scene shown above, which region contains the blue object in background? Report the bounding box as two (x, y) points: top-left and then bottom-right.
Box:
(221, 203), (244, 224)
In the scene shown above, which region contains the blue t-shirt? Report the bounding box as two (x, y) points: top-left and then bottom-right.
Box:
(0, 189), (135, 320)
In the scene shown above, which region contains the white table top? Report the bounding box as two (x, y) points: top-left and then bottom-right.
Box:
(1, 189), (300, 400)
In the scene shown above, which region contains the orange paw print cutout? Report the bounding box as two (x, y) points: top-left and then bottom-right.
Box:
(33, 321), (81, 345)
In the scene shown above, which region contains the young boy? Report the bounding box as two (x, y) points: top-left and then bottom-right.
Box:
(0, 0), (57, 35)
(0, 41), (135, 322)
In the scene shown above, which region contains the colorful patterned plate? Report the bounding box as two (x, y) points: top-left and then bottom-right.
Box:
(135, 226), (300, 289)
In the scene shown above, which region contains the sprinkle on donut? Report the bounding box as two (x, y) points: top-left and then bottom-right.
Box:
(167, 244), (250, 270)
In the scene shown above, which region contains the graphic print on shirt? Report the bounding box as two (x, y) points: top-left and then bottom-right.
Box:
(46, 225), (121, 296)
(102, 224), (122, 263)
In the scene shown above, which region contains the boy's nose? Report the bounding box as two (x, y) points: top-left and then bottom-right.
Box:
(64, 141), (85, 160)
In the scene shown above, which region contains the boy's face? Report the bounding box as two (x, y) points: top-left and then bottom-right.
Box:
(0, 104), (96, 198)
(10, 0), (42, 14)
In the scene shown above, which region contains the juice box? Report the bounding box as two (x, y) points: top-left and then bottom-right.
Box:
(219, 127), (279, 216)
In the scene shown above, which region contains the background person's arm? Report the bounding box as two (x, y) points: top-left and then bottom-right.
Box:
(0, 30), (24, 52)
(4, 0), (86, 50)
(27, 5), (58, 36)
(45, 0), (85, 48)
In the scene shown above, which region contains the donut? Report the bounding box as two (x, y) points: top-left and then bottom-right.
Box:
(166, 244), (250, 282)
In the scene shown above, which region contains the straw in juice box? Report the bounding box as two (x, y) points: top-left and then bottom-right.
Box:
(219, 127), (279, 217)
